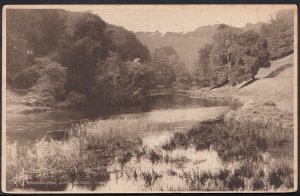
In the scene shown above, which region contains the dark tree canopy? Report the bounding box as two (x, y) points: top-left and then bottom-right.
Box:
(55, 12), (110, 96)
(260, 9), (294, 60)
(195, 26), (270, 86)
(105, 25), (151, 63)
(7, 10), (155, 106)
(6, 9), (67, 80)
(228, 30), (270, 85)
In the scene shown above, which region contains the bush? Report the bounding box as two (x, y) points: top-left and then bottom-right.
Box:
(22, 57), (67, 107)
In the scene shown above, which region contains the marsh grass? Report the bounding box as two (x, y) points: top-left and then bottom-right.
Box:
(159, 119), (294, 191)
(162, 120), (293, 162)
(7, 117), (294, 191)
(7, 118), (158, 190)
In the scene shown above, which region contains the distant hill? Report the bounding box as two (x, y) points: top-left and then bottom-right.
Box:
(135, 25), (219, 71)
(135, 23), (267, 72)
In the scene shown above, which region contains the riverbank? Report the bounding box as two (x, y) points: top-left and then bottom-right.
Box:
(183, 54), (295, 124)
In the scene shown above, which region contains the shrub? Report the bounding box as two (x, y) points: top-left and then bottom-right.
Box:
(22, 57), (67, 107)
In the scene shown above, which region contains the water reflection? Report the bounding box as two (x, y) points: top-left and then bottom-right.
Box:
(67, 147), (224, 192)
(7, 94), (234, 146)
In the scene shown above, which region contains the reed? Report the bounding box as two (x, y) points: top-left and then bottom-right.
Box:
(7, 118), (158, 190)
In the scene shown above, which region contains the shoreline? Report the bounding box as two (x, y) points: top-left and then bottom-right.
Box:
(178, 88), (294, 129)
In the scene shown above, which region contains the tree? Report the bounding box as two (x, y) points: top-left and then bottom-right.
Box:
(260, 9), (294, 59)
(19, 57), (67, 107)
(172, 71), (193, 90)
(6, 9), (67, 81)
(105, 25), (151, 63)
(152, 46), (180, 87)
(208, 25), (242, 85)
(7, 9), (67, 57)
(228, 30), (270, 85)
(6, 10), (157, 106)
(56, 12), (110, 96)
(7, 35), (30, 82)
(92, 52), (154, 105)
(93, 52), (123, 101)
(195, 26), (270, 87)
(194, 43), (213, 87)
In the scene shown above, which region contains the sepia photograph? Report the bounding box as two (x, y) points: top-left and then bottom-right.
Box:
(2, 4), (298, 193)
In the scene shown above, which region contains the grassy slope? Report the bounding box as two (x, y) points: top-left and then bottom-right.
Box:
(189, 54), (295, 113)
(234, 54), (294, 112)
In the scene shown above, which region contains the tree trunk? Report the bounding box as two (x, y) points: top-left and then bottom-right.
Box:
(227, 53), (232, 68)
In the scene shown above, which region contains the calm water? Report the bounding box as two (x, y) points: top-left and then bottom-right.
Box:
(6, 94), (234, 146)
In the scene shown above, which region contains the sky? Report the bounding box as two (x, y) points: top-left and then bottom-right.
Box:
(62, 5), (294, 34)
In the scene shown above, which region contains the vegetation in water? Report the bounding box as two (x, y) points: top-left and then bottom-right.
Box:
(6, 119), (154, 191)
(162, 120), (293, 161)
(6, 118), (294, 191)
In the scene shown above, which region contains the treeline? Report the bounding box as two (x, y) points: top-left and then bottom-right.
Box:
(194, 9), (294, 87)
(7, 9), (190, 107)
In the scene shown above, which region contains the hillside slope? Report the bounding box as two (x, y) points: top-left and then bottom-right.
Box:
(188, 54), (295, 113)
(236, 65), (294, 112)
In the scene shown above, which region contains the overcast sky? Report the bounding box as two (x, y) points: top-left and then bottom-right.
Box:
(64, 5), (293, 34)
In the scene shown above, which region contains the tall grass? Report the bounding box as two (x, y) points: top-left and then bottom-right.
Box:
(158, 119), (294, 191)
(162, 120), (293, 162)
(7, 118), (159, 190)
(6, 118), (294, 191)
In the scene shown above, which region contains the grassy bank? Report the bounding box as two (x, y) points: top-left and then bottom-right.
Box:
(187, 54), (294, 113)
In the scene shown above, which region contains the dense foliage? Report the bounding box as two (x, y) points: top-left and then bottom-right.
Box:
(7, 8), (294, 106)
(151, 46), (191, 88)
(6, 9), (67, 81)
(194, 9), (294, 87)
(15, 57), (67, 107)
(7, 10), (152, 106)
(92, 52), (155, 105)
(195, 25), (270, 87)
(260, 9), (294, 60)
